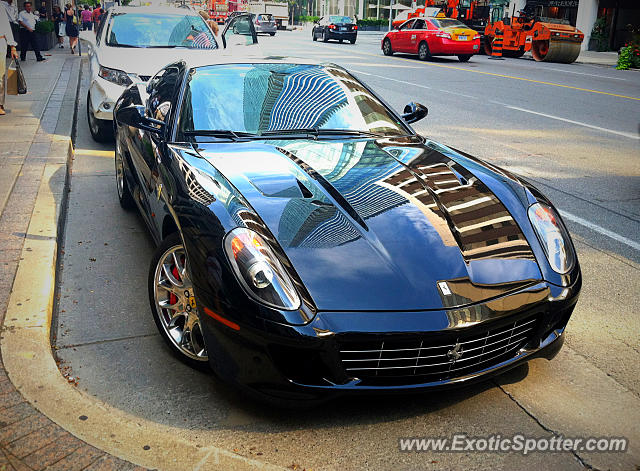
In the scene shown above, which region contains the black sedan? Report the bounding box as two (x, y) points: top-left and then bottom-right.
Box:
(113, 58), (581, 404)
(312, 15), (357, 44)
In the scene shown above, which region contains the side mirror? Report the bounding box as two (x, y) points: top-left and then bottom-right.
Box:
(115, 105), (165, 135)
(402, 102), (428, 124)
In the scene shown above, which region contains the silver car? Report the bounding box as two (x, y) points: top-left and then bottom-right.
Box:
(253, 13), (276, 36)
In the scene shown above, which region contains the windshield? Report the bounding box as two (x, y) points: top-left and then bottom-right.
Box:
(106, 12), (218, 48)
(177, 64), (410, 139)
(329, 16), (353, 24)
(430, 18), (466, 28)
(257, 14), (273, 21)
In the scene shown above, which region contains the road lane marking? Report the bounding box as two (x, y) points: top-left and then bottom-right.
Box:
(318, 44), (640, 102)
(351, 69), (433, 89)
(544, 67), (629, 81)
(503, 106), (639, 140)
(559, 210), (640, 252)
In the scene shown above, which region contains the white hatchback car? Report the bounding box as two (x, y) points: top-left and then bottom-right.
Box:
(82, 6), (258, 141)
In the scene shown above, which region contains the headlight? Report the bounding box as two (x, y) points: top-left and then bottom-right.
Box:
(99, 66), (133, 87)
(528, 203), (575, 274)
(224, 228), (301, 310)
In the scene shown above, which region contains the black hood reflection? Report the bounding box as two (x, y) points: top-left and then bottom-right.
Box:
(195, 136), (542, 311)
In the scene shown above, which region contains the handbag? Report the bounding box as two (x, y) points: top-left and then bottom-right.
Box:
(58, 22), (66, 36)
(72, 14), (78, 25)
(15, 60), (27, 94)
(6, 59), (18, 95)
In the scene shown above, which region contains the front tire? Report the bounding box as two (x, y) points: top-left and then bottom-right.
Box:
(383, 38), (393, 55)
(87, 90), (113, 143)
(312, 28), (317, 41)
(269, 32), (275, 36)
(457, 54), (472, 62)
(114, 135), (134, 210)
(322, 30), (328, 42)
(418, 41), (430, 61)
(149, 233), (209, 370)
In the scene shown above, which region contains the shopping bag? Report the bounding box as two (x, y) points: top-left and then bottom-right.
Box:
(58, 22), (66, 36)
(16, 60), (27, 95)
(73, 15), (78, 25)
(6, 59), (18, 95)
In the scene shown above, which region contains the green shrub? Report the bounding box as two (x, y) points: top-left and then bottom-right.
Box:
(35, 20), (55, 34)
(590, 17), (609, 51)
(357, 18), (387, 27)
(616, 42), (640, 70)
(297, 15), (320, 23)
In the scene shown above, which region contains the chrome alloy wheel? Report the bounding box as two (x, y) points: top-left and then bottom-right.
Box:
(153, 245), (208, 361)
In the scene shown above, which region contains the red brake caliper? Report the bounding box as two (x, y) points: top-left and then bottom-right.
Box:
(169, 264), (181, 307)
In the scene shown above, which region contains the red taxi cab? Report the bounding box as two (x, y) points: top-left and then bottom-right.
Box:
(382, 17), (480, 62)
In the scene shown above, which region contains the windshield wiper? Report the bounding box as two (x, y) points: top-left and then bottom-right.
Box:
(183, 130), (258, 141)
(259, 128), (385, 139)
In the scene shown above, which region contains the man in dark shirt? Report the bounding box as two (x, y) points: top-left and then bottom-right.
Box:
(37, 1), (46, 20)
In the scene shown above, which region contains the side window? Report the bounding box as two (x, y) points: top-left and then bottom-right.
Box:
(222, 14), (257, 48)
(146, 66), (181, 124)
(400, 19), (415, 30)
(413, 19), (425, 29)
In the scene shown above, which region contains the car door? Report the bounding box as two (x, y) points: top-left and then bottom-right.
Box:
(408, 19), (427, 53)
(130, 65), (182, 240)
(221, 12), (258, 49)
(313, 16), (324, 38)
(395, 19), (415, 52)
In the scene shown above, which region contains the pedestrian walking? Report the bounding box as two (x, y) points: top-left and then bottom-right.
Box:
(80, 5), (91, 31)
(64, 3), (78, 54)
(91, 3), (101, 32)
(18, 1), (45, 62)
(52, 4), (64, 48)
(0, 4), (19, 115)
(1, 0), (19, 57)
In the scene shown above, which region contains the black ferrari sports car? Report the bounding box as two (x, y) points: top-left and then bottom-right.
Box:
(113, 55), (581, 402)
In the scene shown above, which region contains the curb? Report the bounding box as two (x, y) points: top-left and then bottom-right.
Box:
(0, 65), (281, 471)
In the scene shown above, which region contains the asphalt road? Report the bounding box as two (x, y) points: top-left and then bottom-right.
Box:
(54, 31), (640, 470)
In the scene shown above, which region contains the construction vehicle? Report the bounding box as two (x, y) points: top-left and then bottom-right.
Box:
(208, 0), (245, 24)
(483, 1), (584, 63)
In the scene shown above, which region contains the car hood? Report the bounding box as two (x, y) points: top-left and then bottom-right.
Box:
(96, 46), (233, 77)
(195, 137), (542, 311)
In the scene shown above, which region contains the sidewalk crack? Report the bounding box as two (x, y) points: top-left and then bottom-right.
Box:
(495, 382), (601, 471)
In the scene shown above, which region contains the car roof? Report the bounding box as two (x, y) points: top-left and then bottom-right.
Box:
(108, 5), (200, 16)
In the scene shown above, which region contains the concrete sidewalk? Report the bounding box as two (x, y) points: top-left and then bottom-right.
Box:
(0, 48), (143, 471)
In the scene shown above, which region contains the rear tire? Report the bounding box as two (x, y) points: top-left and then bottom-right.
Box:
(269, 32), (275, 36)
(418, 41), (430, 61)
(350, 38), (356, 44)
(483, 36), (493, 55)
(457, 54), (472, 62)
(312, 28), (317, 41)
(87, 90), (113, 143)
(382, 38), (393, 55)
(339, 39), (343, 43)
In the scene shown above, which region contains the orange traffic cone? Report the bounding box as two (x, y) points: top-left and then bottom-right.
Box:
(488, 29), (505, 60)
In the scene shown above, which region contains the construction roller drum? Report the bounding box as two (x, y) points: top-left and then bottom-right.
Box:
(531, 39), (581, 64)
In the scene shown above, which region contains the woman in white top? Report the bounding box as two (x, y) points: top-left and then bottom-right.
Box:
(0, 5), (19, 116)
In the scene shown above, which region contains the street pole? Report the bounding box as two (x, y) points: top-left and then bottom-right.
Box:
(387, 0), (392, 31)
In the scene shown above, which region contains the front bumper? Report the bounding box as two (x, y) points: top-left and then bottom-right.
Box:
(198, 275), (580, 402)
(89, 76), (128, 121)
